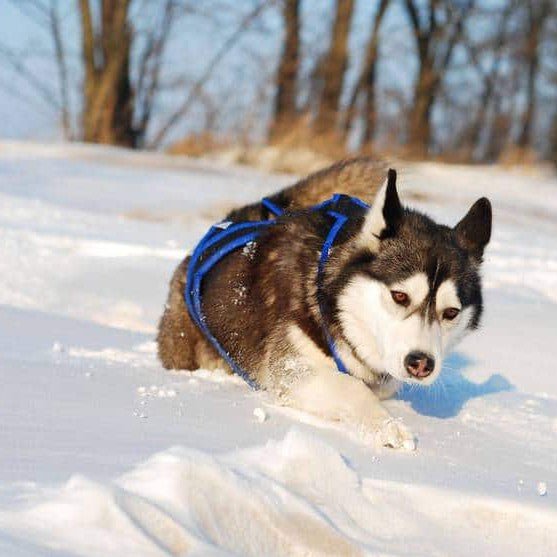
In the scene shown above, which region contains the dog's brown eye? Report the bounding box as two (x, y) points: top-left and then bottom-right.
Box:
(391, 291), (410, 306)
(443, 307), (460, 320)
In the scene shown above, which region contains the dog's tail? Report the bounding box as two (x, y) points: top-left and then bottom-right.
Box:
(226, 157), (388, 222)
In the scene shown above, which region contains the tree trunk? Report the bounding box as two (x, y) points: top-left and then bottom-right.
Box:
(516, 1), (550, 149)
(405, 0), (470, 157)
(361, 0), (390, 146)
(403, 0), (436, 156)
(270, 0), (300, 142)
(344, 0), (390, 146)
(313, 0), (355, 136)
(551, 111), (557, 165)
(79, 0), (135, 147)
(79, 0), (96, 142)
(50, 1), (71, 139)
(408, 37), (435, 155)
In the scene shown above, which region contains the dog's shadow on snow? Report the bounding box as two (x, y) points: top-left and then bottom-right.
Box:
(397, 352), (513, 419)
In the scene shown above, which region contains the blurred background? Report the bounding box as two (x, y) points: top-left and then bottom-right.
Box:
(1, 0), (556, 172)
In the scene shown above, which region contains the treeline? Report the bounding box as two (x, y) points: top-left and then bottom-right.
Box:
(270, 0), (557, 163)
(3, 0), (557, 164)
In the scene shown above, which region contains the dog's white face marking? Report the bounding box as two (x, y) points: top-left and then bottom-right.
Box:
(436, 280), (460, 314)
(435, 280), (473, 353)
(390, 273), (429, 310)
(338, 275), (473, 385)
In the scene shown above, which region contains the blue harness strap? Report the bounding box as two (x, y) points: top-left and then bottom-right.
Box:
(184, 194), (369, 387)
(184, 220), (274, 388)
(317, 210), (349, 373)
(261, 197), (284, 217)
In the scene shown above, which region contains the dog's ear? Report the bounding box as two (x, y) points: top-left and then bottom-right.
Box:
(454, 198), (492, 260)
(360, 168), (403, 249)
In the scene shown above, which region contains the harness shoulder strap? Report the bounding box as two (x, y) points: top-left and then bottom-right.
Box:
(315, 194), (369, 374)
(317, 210), (349, 373)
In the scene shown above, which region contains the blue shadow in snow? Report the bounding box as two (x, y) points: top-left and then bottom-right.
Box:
(397, 352), (513, 419)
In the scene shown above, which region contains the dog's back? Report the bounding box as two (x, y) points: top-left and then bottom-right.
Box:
(226, 157), (387, 222)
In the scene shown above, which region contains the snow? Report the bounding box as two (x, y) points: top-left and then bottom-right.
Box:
(253, 407), (268, 423)
(0, 141), (556, 556)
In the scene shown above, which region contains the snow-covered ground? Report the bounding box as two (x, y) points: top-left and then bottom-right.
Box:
(0, 141), (556, 557)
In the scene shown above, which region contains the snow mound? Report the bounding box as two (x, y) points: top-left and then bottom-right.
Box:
(1, 430), (556, 557)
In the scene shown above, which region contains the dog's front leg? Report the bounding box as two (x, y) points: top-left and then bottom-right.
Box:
(286, 368), (415, 450)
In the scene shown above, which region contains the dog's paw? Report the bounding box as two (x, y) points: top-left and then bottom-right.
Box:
(375, 418), (416, 450)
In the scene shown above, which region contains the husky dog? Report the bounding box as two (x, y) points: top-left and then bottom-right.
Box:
(157, 159), (491, 449)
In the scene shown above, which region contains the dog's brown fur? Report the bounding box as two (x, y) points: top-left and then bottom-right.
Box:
(227, 157), (388, 222)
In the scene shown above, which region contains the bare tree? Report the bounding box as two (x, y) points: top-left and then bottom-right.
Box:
(2, 0), (73, 138)
(78, 0), (136, 146)
(547, 15), (557, 162)
(2, 0), (275, 149)
(551, 111), (557, 163)
(515, 0), (552, 149)
(149, 0), (274, 149)
(269, 0), (300, 142)
(343, 0), (390, 147)
(403, 0), (473, 156)
(458, 2), (515, 159)
(313, 0), (355, 136)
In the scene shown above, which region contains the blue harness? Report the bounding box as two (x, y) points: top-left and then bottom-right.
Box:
(184, 194), (369, 388)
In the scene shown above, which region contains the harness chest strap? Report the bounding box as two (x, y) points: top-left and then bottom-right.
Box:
(184, 195), (369, 388)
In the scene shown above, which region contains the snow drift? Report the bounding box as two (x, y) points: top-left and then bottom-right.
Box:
(2, 430), (556, 557)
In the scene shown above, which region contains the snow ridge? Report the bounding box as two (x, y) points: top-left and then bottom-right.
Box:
(2, 430), (556, 557)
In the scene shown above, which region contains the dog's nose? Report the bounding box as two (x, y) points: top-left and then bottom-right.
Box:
(404, 351), (435, 379)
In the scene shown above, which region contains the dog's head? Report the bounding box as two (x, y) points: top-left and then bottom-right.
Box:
(337, 169), (491, 385)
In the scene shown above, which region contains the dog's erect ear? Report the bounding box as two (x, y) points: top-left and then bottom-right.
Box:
(454, 197), (492, 259)
(360, 168), (403, 249)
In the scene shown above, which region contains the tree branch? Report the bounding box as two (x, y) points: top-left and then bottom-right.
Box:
(149, 0), (276, 148)
(0, 42), (59, 109)
(49, 0), (72, 139)
(404, 0), (421, 34)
